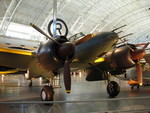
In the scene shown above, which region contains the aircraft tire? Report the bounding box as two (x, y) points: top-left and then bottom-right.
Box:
(40, 85), (54, 105)
(107, 81), (120, 98)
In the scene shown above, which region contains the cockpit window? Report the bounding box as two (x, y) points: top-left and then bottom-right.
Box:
(68, 32), (86, 42)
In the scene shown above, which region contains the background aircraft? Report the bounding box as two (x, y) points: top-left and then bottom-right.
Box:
(86, 43), (149, 97)
(116, 56), (150, 89)
(121, 66), (150, 89)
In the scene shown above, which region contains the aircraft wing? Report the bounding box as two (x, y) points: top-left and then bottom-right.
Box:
(0, 46), (36, 71)
(0, 46), (53, 79)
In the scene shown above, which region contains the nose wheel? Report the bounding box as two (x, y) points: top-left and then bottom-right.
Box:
(107, 81), (120, 98)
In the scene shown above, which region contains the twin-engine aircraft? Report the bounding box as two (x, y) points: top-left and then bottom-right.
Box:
(1, 16), (148, 101)
(0, 18), (120, 101)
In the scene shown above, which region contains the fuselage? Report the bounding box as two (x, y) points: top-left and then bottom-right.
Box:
(31, 31), (119, 78)
(0, 31), (119, 79)
(70, 31), (119, 70)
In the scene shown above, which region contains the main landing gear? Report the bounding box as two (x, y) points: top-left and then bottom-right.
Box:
(107, 81), (120, 98)
(131, 84), (140, 90)
(40, 79), (54, 105)
(41, 85), (54, 101)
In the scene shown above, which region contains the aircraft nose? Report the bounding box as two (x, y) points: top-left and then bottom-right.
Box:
(113, 32), (119, 38)
(110, 32), (119, 42)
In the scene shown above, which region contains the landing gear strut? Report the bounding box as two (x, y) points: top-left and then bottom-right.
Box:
(131, 84), (140, 90)
(29, 80), (33, 87)
(107, 81), (120, 98)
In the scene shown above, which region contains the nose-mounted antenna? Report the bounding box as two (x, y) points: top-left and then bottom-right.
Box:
(112, 25), (127, 32)
(112, 25), (134, 51)
(119, 33), (134, 52)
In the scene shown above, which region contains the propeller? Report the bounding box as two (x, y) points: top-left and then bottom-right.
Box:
(116, 33), (148, 86)
(30, 23), (75, 93)
(30, 22), (98, 93)
(129, 43), (149, 85)
(56, 42), (75, 93)
(118, 33), (134, 52)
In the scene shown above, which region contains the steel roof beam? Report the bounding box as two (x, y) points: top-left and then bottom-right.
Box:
(41, 0), (72, 30)
(0, 0), (22, 35)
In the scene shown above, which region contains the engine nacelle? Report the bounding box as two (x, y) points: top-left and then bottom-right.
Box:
(37, 37), (74, 72)
(105, 45), (135, 69)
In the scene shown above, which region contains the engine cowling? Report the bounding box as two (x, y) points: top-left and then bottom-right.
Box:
(37, 37), (74, 72)
(105, 45), (135, 69)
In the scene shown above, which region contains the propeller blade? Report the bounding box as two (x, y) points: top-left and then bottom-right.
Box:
(30, 23), (61, 46)
(142, 42), (149, 50)
(119, 38), (134, 52)
(119, 33), (133, 39)
(63, 57), (71, 93)
(134, 43), (149, 49)
(56, 42), (74, 94)
(135, 62), (143, 86)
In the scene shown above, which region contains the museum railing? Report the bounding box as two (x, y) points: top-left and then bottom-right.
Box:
(0, 96), (149, 113)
